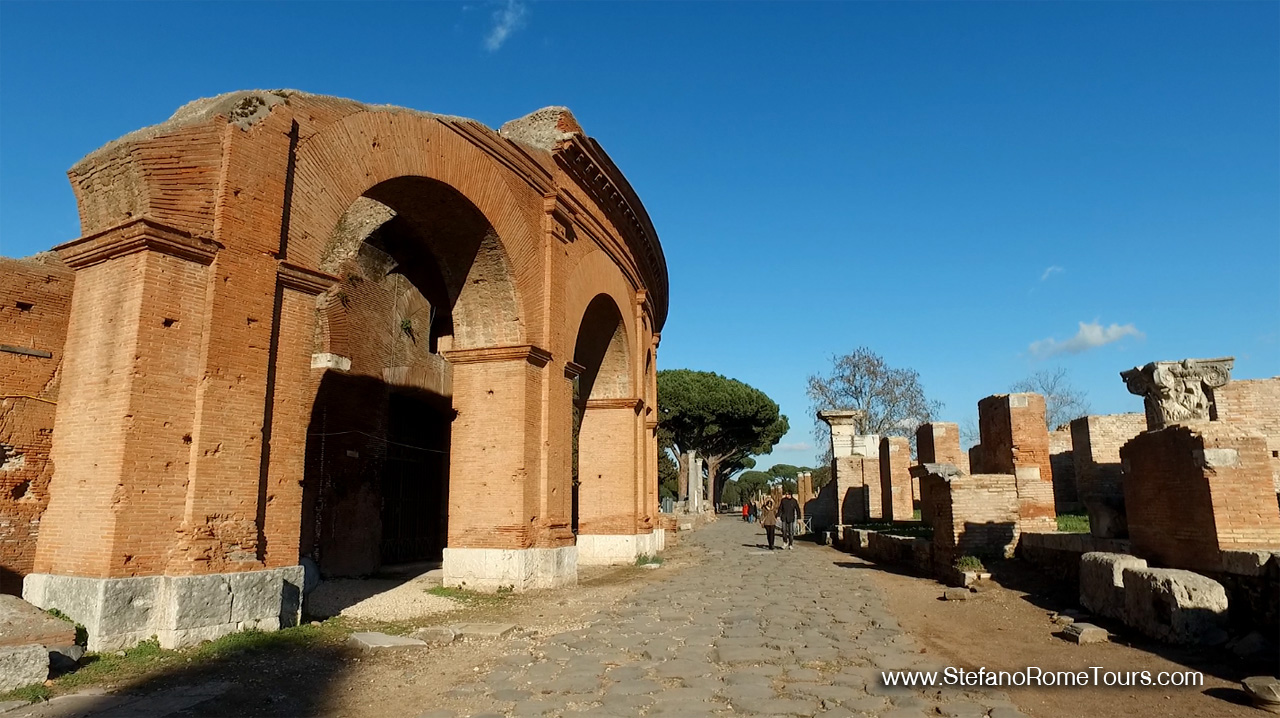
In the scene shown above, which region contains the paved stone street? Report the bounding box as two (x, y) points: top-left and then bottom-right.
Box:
(9, 519), (1030, 718)
(420, 519), (1024, 718)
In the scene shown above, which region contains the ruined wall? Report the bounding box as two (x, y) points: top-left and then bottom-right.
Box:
(838, 456), (881, 524)
(1070, 413), (1146, 539)
(1121, 424), (1280, 573)
(878, 436), (912, 521)
(1048, 427), (1079, 512)
(0, 256), (74, 594)
(977, 393), (1055, 531)
(923, 472), (1021, 570)
(915, 422), (970, 473)
(1214, 378), (1280, 495)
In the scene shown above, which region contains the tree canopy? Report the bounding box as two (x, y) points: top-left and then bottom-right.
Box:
(657, 369), (789, 503)
(1011, 368), (1091, 430)
(806, 347), (941, 459)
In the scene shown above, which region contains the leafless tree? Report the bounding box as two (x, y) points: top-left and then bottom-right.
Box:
(807, 347), (942, 459)
(1011, 367), (1091, 429)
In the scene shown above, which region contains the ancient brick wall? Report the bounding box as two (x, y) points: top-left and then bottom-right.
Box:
(0, 256), (74, 594)
(977, 393), (1055, 531)
(1048, 428), (1079, 512)
(1121, 424), (1280, 573)
(922, 472), (1021, 570)
(915, 422), (970, 473)
(1213, 377), (1280, 495)
(879, 436), (912, 521)
(837, 456), (881, 524)
(1070, 413), (1146, 538)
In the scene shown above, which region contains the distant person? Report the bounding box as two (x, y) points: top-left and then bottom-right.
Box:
(777, 491), (801, 550)
(742, 502), (750, 522)
(760, 497), (778, 550)
(749, 501), (758, 523)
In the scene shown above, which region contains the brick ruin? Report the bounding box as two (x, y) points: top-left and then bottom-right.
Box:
(825, 356), (1279, 643)
(0, 91), (669, 649)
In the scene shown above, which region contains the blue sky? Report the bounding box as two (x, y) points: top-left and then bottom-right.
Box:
(2, 1), (1277, 469)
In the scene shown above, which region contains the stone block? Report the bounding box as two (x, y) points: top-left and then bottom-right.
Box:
(0, 645), (48, 692)
(349, 632), (427, 650)
(1243, 676), (1280, 713)
(1122, 567), (1229, 645)
(0, 595), (76, 648)
(227, 572), (284, 624)
(453, 623), (518, 639)
(1061, 623), (1108, 644)
(1220, 549), (1278, 577)
(410, 627), (458, 645)
(166, 575), (233, 630)
(942, 588), (970, 601)
(1079, 552), (1147, 621)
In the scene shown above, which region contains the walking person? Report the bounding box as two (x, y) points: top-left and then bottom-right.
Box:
(742, 502), (750, 522)
(777, 491), (801, 550)
(760, 496), (778, 550)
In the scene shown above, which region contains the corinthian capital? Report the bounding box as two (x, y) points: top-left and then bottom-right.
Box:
(1121, 357), (1234, 430)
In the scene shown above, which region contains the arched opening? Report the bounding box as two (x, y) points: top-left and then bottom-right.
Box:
(301, 178), (523, 577)
(571, 294), (633, 536)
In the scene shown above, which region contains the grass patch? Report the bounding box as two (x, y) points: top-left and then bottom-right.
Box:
(426, 585), (509, 605)
(635, 554), (663, 566)
(45, 621), (352, 695)
(45, 608), (88, 647)
(955, 554), (986, 572)
(0, 684), (52, 704)
(1057, 512), (1090, 533)
(912, 508), (921, 521)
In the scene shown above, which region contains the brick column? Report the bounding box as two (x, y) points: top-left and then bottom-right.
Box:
(26, 220), (309, 650)
(440, 345), (575, 590)
(1121, 424), (1280, 573)
(977, 393), (1056, 532)
(879, 436), (912, 521)
(577, 398), (655, 564)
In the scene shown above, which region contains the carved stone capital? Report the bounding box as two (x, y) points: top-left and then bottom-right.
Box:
(1121, 357), (1234, 429)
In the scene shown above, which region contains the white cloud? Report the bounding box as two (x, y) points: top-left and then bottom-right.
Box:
(1029, 320), (1144, 358)
(1040, 265), (1065, 282)
(777, 442), (812, 452)
(484, 0), (528, 52)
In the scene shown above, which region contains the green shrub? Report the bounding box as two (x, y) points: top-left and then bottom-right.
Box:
(955, 555), (985, 572)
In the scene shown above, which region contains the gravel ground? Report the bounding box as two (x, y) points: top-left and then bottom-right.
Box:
(306, 574), (458, 621)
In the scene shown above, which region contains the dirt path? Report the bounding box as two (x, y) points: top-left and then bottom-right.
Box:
(866, 555), (1262, 718)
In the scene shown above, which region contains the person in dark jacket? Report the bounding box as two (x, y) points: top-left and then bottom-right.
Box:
(777, 491), (801, 550)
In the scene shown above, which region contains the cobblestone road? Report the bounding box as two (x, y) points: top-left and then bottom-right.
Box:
(425, 519), (1026, 718)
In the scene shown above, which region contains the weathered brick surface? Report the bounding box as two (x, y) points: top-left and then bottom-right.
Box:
(878, 436), (912, 521)
(1048, 427), (1079, 512)
(1121, 424), (1280, 573)
(977, 394), (1055, 531)
(837, 455), (882, 524)
(922, 472), (1021, 569)
(0, 256), (74, 594)
(1213, 378), (1280, 495)
(11, 91), (666, 587)
(915, 422), (970, 473)
(1070, 413), (1146, 538)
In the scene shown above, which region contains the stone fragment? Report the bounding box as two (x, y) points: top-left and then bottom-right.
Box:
(0, 595), (77, 648)
(1079, 552), (1147, 620)
(410, 626), (458, 645)
(1060, 623), (1108, 644)
(0, 645), (48, 692)
(48, 644), (84, 673)
(452, 623), (518, 639)
(942, 588), (970, 601)
(348, 632), (427, 650)
(1122, 567), (1228, 645)
(1121, 357), (1233, 429)
(1227, 631), (1272, 658)
(1243, 676), (1280, 713)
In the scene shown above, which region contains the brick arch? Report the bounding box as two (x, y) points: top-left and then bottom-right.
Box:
(286, 110), (544, 347)
(565, 251), (636, 365)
